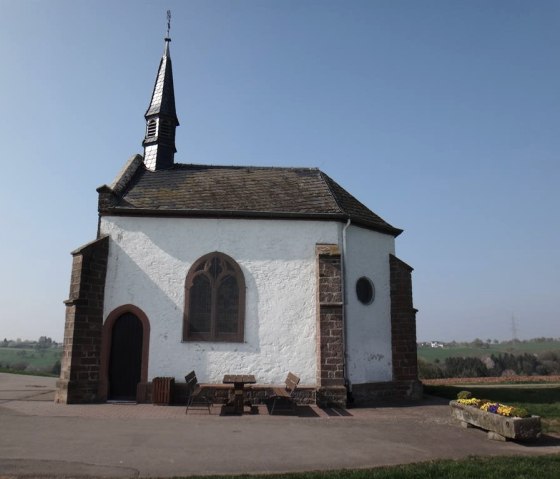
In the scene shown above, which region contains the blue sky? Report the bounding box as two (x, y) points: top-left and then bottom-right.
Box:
(0, 0), (558, 342)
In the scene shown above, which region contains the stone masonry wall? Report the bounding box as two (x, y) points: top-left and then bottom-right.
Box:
(315, 244), (347, 407)
(55, 236), (109, 404)
(389, 254), (422, 399)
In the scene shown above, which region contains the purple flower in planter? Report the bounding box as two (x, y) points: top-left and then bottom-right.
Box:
(487, 403), (499, 413)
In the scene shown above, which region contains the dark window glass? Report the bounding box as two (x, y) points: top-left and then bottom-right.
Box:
(184, 253), (245, 342)
(356, 277), (374, 305)
(209, 256), (223, 278)
(216, 275), (239, 334)
(189, 275), (211, 333)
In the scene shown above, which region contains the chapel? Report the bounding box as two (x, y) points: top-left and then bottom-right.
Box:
(55, 30), (420, 407)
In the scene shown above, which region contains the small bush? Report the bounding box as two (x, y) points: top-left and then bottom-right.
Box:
(11, 361), (29, 371)
(51, 360), (61, 376)
(457, 390), (472, 399)
(511, 407), (530, 418)
(417, 358), (443, 379)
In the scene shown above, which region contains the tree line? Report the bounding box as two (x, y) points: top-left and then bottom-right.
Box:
(419, 351), (560, 379)
(1, 336), (61, 349)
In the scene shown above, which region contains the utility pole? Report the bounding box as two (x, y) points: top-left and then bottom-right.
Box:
(511, 314), (518, 341)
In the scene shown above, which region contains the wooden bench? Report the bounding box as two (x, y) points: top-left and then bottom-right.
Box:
(269, 372), (300, 415)
(185, 371), (213, 414)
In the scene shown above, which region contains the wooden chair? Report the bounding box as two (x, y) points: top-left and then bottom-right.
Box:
(268, 372), (300, 415)
(185, 371), (213, 414)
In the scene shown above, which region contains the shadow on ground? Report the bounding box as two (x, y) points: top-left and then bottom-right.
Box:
(521, 434), (560, 448)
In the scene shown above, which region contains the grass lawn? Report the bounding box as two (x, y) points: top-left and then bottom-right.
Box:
(424, 383), (560, 433)
(173, 455), (560, 479)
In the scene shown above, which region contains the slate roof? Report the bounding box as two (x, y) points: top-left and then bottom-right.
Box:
(100, 162), (402, 236)
(145, 40), (178, 123)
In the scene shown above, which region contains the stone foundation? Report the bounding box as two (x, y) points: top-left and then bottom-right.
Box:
(316, 386), (347, 408)
(139, 382), (316, 405)
(140, 380), (418, 408)
(351, 380), (423, 405)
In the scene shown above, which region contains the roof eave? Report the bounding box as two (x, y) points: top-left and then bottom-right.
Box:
(99, 207), (402, 236)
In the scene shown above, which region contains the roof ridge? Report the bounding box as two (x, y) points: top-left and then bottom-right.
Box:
(173, 163), (321, 171)
(109, 154), (144, 195)
(318, 171), (345, 215)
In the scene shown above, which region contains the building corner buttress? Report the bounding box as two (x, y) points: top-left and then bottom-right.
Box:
(315, 244), (347, 407)
(389, 254), (422, 400)
(55, 236), (109, 404)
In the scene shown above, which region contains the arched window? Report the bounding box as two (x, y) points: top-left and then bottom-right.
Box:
(183, 252), (245, 342)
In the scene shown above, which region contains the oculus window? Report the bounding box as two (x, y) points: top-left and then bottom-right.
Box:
(183, 252), (245, 342)
(356, 277), (375, 305)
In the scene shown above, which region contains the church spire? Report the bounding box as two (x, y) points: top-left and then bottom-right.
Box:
(142, 11), (179, 171)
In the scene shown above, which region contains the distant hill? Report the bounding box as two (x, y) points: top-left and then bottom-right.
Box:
(418, 339), (560, 363)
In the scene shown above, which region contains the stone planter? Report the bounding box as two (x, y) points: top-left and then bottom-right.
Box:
(450, 400), (541, 441)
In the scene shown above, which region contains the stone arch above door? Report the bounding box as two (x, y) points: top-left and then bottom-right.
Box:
(99, 304), (150, 402)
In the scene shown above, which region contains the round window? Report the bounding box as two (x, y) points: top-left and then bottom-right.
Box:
(356, 277), (375, 305)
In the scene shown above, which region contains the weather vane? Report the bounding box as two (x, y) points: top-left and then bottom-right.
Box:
(166, 10), (171, 39)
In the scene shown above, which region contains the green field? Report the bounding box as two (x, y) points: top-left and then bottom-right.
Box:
(418, 340), (560, 363)
(0, 347), (61, 374)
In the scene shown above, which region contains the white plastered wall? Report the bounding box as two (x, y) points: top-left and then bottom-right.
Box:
(100, 216), (339, 385)
(344, 224), (395, 384)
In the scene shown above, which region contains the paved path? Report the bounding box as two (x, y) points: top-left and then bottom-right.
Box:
(1, 373), (559, 478)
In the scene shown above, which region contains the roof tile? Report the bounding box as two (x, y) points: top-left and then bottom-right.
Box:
(106, 164), (401, 236)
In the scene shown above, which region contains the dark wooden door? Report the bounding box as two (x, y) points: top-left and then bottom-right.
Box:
(108, 312), (143, 401)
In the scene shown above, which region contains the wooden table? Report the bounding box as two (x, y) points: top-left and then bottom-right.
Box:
(223, 374), (256, 414)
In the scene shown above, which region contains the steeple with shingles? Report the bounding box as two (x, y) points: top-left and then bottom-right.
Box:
(142, 30), (179, 171)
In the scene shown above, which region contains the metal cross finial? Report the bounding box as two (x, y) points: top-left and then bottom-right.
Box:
(166, 10), (171, 38)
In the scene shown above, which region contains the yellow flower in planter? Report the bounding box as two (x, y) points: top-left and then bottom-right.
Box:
(497, 405), (514, 416)
(457, 398), (481, 407)
(480, 402), (515, 416)
(455, 394), (530, 418)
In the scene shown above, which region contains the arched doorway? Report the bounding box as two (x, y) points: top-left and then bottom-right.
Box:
(108, 312), (144, 401)
(100, 305), (150, 402)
